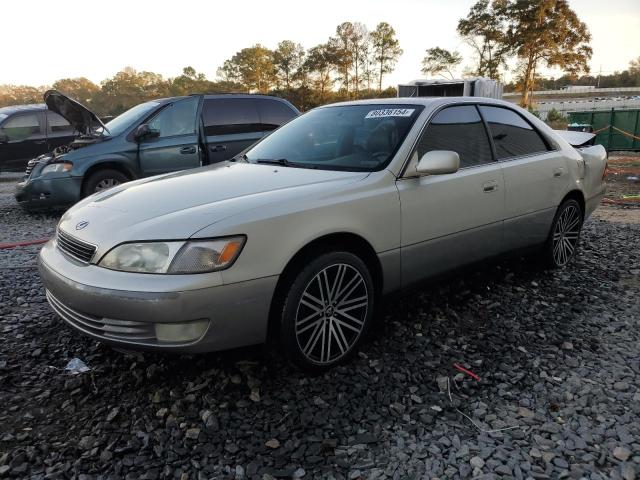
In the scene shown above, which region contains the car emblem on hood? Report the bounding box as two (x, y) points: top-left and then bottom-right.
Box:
(76, 221), (89, 230)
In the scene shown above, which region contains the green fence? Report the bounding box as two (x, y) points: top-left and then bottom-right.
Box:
(568, 109), (640, 151)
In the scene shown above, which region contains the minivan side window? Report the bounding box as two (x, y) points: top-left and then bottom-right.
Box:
(255, 99), (296, 131)
(202, 99), (261, 136)
(416, 105), (493, 168)
(2, 113), (41, 141)
(479, 106), (549, 159)
(46, 111), (73, 135)
(148, 97), (198, 138)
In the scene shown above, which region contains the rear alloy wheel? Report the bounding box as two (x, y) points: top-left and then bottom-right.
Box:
(544, 199), (583, 268)
(280, 251), (375, 372)
(83, 169), (129, 197)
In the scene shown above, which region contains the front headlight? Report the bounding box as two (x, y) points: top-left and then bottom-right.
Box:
(98, 236), (245, 274)
(41, 162), (73, 174)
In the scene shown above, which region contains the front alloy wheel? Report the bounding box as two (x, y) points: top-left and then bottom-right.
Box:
(281, 251), (374, 371)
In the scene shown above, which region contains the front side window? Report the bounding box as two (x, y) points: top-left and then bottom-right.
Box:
(46, 111), (73, 134)
(479, 106), (549, 159)
(1, 113), (41, 141)
(244, 104), (423, 171)
(148, 97), (198, 138)
(102, 101), (161, 137)
(415, 105), (493, 168)
(202, 99), (261, 136)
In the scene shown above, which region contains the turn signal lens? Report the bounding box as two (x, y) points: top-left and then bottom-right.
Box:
(168, 236), (246, 273)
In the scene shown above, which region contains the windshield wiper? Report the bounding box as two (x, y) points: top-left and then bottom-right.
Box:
(254, 158), (318, 169)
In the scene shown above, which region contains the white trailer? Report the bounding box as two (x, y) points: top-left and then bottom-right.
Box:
(398, 78), (503, 99)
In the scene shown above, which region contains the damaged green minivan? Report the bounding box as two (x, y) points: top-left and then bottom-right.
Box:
(15, 90), (299, 210)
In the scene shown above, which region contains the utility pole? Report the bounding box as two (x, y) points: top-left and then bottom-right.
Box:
(596, 65), (602, 88)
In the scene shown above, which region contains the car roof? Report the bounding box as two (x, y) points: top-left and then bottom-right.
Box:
(319, 96), (517, 109)
(0, 103), (47, 115)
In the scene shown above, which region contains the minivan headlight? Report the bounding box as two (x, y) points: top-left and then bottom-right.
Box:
(41, 162), (72, 174)
(98, 236), (245, 274)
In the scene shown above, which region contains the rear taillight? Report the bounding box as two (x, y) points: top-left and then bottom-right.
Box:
(602, 160), (609, 180)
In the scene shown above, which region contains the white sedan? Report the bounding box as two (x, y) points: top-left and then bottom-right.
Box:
(39, 97), (607, 371)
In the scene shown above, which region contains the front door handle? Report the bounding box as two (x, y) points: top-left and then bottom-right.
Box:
(482, 180), (498, 193)
(553, 167), (564, 177)
(210, 144), (227, 153)
(180, 146), (196, 154)
(34, 140), (47, 145)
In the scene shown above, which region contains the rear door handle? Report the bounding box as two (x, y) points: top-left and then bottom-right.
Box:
(180, 146), (196, 154)
(34, 140), (47, 145)
(210, 144), (227, 153)
(482, 180), (498, 193)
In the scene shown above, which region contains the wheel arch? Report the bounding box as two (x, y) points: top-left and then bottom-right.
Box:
(81, 161), (137, 195)
(266, 232), (383, 341)
(560, 189), (585, 218)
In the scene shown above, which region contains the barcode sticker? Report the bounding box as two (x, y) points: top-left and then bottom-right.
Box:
(365, 108), (415, 119)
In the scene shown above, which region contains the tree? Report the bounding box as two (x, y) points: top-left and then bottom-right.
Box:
(94, 67), (170, 115)
(218, 44), (277, 93)
(421, 47), (462, 79)
(457, 0), (509, 80)
(304, 43), (339, 103)
(51, 77), (100, 104)
(370, 22), (403, 92)
(0, 85), (45, 107)
(504, 0), (592, 107)
(630, 57), (640, 77)
(273, 40), (306, 90)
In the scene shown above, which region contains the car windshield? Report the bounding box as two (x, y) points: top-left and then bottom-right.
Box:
(244, 104), (424, 171)
(99, 101), (161, 136)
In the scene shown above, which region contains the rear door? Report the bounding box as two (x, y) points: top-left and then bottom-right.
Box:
(138, 97), (201, 176)
(397, 104), (505, 286)
(202, 98), (263, 163)
(478, 105), (564, 251)
(0, 111), (47, 171)
(45, 111), (76, 151)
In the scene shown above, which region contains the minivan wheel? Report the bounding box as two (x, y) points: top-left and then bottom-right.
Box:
(83, 169), (129, 196)
(542, 199), (583, 268)
(280, 251), (375, 372)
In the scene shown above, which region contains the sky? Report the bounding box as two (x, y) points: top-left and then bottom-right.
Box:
(2, 0), (639, 88)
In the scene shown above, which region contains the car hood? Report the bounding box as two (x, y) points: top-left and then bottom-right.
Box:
(59, 162), (369, 255)
(44, 89), (106, 135)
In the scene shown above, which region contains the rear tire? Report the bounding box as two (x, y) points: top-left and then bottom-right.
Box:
(279, 251), (375, 373)
(541, 199), (583, 268)
(82, 169), (129, 197)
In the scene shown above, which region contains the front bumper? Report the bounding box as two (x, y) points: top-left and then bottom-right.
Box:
(15, 175), (82, 211)
(38, 240), (278, 353)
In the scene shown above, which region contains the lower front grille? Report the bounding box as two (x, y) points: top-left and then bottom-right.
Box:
(24, 160), (35, 177)
(46, 290), (156, 344)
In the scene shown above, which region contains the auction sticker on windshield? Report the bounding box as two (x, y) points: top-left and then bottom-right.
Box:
(365, 108), (415, 119)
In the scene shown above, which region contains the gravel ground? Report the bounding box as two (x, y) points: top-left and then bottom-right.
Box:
(0, 173), (639, 480)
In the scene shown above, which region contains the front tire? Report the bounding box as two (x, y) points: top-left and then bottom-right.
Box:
(82, 169), (129, 197)
(280, 251), (375, 372)
(542, 199), (583, 268)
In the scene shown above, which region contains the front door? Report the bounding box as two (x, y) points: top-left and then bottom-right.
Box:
(138, 97), (201, 176)
(0, 111), (47, 171)
(397, 104), (505, 287)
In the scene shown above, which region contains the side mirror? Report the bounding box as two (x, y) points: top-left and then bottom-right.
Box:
(0, 132), (8, 143)
(134, 124), (160, 141)
(416, 150), (460, 175)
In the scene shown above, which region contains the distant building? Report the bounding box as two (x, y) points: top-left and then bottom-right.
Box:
(397, 78), (503, 99)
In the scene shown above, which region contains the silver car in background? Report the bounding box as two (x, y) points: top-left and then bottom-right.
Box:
(38, 97), (607, 371)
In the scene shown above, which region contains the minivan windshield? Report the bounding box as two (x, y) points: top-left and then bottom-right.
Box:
(99, 101), (161, 137)
(244, 104), (423, 171)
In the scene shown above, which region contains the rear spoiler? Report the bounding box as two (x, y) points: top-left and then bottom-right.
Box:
(554, 130), (596, 148)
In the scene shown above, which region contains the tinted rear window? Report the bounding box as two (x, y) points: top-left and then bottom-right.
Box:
(255, 99), (296, 131)
(479, 106), (549, 159)
(202, 99), (261, 136)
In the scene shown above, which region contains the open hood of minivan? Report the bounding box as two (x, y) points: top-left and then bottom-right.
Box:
(44, 90), (107, 135)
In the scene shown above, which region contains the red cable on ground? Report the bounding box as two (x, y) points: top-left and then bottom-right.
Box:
(0, 238), (50, 249)
(453, 363), (481, 381)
